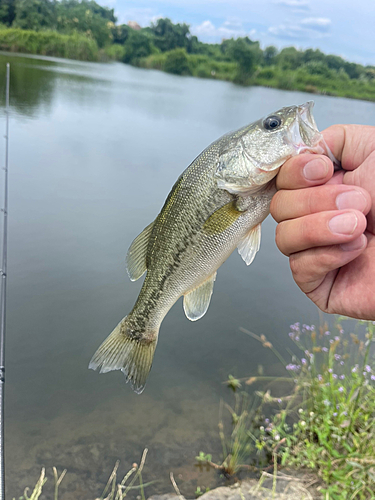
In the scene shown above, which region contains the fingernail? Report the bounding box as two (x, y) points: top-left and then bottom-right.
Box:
(329, 213), (358, 235)
(336, 190), (367, 211)
(341, 234), (367, 252)
(303, 158), (329, 181)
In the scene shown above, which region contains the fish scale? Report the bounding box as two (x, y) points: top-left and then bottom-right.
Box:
(89, 101), (334, 394)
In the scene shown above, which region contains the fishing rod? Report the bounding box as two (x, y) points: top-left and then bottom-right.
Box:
(0, 62), (10, 500)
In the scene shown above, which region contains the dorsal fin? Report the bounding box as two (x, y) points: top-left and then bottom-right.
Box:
(126, 222), (154, 281)
(183, 273), (217, 321)
(237, 223), (261, 266)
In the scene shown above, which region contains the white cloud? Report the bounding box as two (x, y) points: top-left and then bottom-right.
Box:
(269, 16), (332, 40)
(301, 17), (331, 31)
(275, 0), (310, 8)
(192, 19), (256, 41)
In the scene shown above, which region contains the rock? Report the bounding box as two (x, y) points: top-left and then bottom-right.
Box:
(147, 495), (180, 500)
(147, 475), (320, 500)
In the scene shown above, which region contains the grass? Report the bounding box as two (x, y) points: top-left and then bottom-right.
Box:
(14, 449), (153, 500)
(0, 28), (99, 61)
(257, 319), (375, 499)
(197, 318), (375, 499)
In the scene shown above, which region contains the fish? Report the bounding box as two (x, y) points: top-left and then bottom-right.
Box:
(89, 101), (335, 394)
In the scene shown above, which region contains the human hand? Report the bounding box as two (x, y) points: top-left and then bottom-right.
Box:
(270, 125), (375, 320)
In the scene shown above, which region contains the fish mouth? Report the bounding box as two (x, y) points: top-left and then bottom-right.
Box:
(286, 101), (341, 169)
(288, 101), (322, 154)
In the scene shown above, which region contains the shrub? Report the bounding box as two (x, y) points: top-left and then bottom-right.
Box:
(164, 48), (191, 75)
(0, 27), (98, 60)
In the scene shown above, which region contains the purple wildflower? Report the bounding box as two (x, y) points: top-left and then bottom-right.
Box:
(338, 386), (344, 392)
(324, 330), (330, 336)
(371, 375), (375, 381)
(340, 375), (345, 380)
(334, 354), (341, 360)
(333, 374), (338, 379)
(301, 358), (307, 365)
(322, 347), (329, 352)
(340, 361), (344, 365)
(366, 365), (371, 373)
(286, 364), (299, 372)
(317, 374), (323, 381)
(334, 336), (340, 341)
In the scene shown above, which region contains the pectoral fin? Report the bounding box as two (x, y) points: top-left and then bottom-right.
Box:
(183, 273), (217, 321)
(126, 222), (154, 281)
(203, 202), (242, 236)
(237, 223), (261, 266)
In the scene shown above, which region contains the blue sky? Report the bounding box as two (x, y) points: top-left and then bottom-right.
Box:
(102, 0), (375, 66)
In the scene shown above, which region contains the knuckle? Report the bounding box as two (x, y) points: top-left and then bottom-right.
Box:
(289, 253), (300, 277)
(275, 222), (288, 254)
(270, 192), (282, 221)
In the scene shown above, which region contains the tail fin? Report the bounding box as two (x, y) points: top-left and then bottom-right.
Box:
(89, 317), (158, 394)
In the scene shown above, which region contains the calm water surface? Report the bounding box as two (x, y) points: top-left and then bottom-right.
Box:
(0, 53), (374, 498)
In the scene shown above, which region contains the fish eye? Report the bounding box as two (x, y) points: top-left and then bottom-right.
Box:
(263, 115), (282, 131)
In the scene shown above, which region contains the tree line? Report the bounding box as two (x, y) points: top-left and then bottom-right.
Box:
(0, 0), (374, 100)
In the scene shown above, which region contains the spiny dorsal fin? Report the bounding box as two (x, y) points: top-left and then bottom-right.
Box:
(203, 202), (242, 236)
(183, 273), (217, 321)
(126, 222), (154, 281)
(237, 223), (261, 266)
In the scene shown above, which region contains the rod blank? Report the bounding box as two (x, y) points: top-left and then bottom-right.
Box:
(0, 62), (10, 500)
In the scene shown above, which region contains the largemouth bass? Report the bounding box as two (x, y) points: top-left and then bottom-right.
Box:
(90, 101), (334, 393)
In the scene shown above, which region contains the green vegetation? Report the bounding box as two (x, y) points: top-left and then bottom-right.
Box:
(198, 320), (375, 499)
(0, 0), (374, 100)
(0, 27), (98, 60)
(14, 449), (152, 500)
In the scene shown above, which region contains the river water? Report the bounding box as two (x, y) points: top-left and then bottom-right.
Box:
(0, 53), (374, 499)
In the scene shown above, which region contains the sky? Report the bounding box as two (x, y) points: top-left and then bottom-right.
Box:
(101, 0), (375, 67)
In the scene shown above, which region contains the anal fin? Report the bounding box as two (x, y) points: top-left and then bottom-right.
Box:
(183, 273), (217, 321)
(237, 223), (261, 266)
(126, 221), (154, 281)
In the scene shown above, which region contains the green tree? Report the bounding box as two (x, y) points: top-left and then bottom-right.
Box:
(301, 48), (325, 64)
(343, 61), (363, 79)
(150, 18), (191, 52)
(13, 0), (56, 31)
(303, 60), (332, 78)
(0, 0), (16, 26)
(226, 38), (257, 84)
(123, 29), (155, 64)
(164, 47), (191, 75)
(55, 0), (114, 47)
(111, 23), (130, 45)
(325, 54), (345, 71)
(277, 47), (303, 70)
(263, 45), (278, 66)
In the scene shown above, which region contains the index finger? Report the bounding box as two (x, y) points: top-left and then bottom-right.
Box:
(323, 124), (375, 171)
